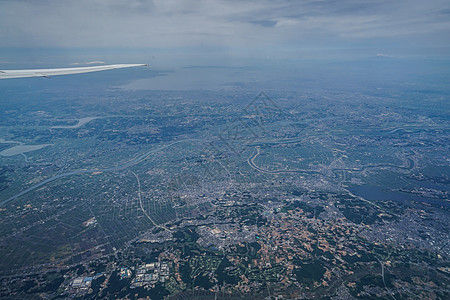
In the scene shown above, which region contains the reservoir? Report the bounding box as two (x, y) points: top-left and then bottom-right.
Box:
(349, 185), (448, 207)
(0, 144), (51, 157)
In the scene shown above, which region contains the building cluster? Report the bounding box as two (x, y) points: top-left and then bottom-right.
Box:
(69, 275), (99, 294)
(132, 261), (170, 288)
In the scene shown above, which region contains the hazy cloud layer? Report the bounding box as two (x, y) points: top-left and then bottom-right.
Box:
(0, 0), (449, 55)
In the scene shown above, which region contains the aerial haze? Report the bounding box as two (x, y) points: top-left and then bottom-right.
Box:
(0, 1), (449, 299)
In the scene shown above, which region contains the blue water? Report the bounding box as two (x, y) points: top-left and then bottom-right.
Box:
(349, 185), (448, 207)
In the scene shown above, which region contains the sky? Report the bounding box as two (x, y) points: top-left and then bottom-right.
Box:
(0, 0), (449, 65)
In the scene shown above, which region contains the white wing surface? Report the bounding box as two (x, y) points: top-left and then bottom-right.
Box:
(0, 64), (147, 79)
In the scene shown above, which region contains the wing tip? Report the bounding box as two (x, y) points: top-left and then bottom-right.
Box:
(0, 63), (149, 79)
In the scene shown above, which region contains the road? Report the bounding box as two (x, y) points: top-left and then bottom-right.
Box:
(130, 171), (170, 231)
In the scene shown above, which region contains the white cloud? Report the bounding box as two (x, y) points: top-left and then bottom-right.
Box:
(274, 18), (300, 28)
(0, 0), (448, 54)
(376, 53), (394, 58)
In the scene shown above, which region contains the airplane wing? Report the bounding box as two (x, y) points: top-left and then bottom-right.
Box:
(0, 64), (147, 79)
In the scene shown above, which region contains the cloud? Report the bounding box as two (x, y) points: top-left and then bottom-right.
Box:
(250, 20), (277, 28)
(376, 53), (395, 58)
(0, 0), (449, 57)
(274, 18), (300, 28)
